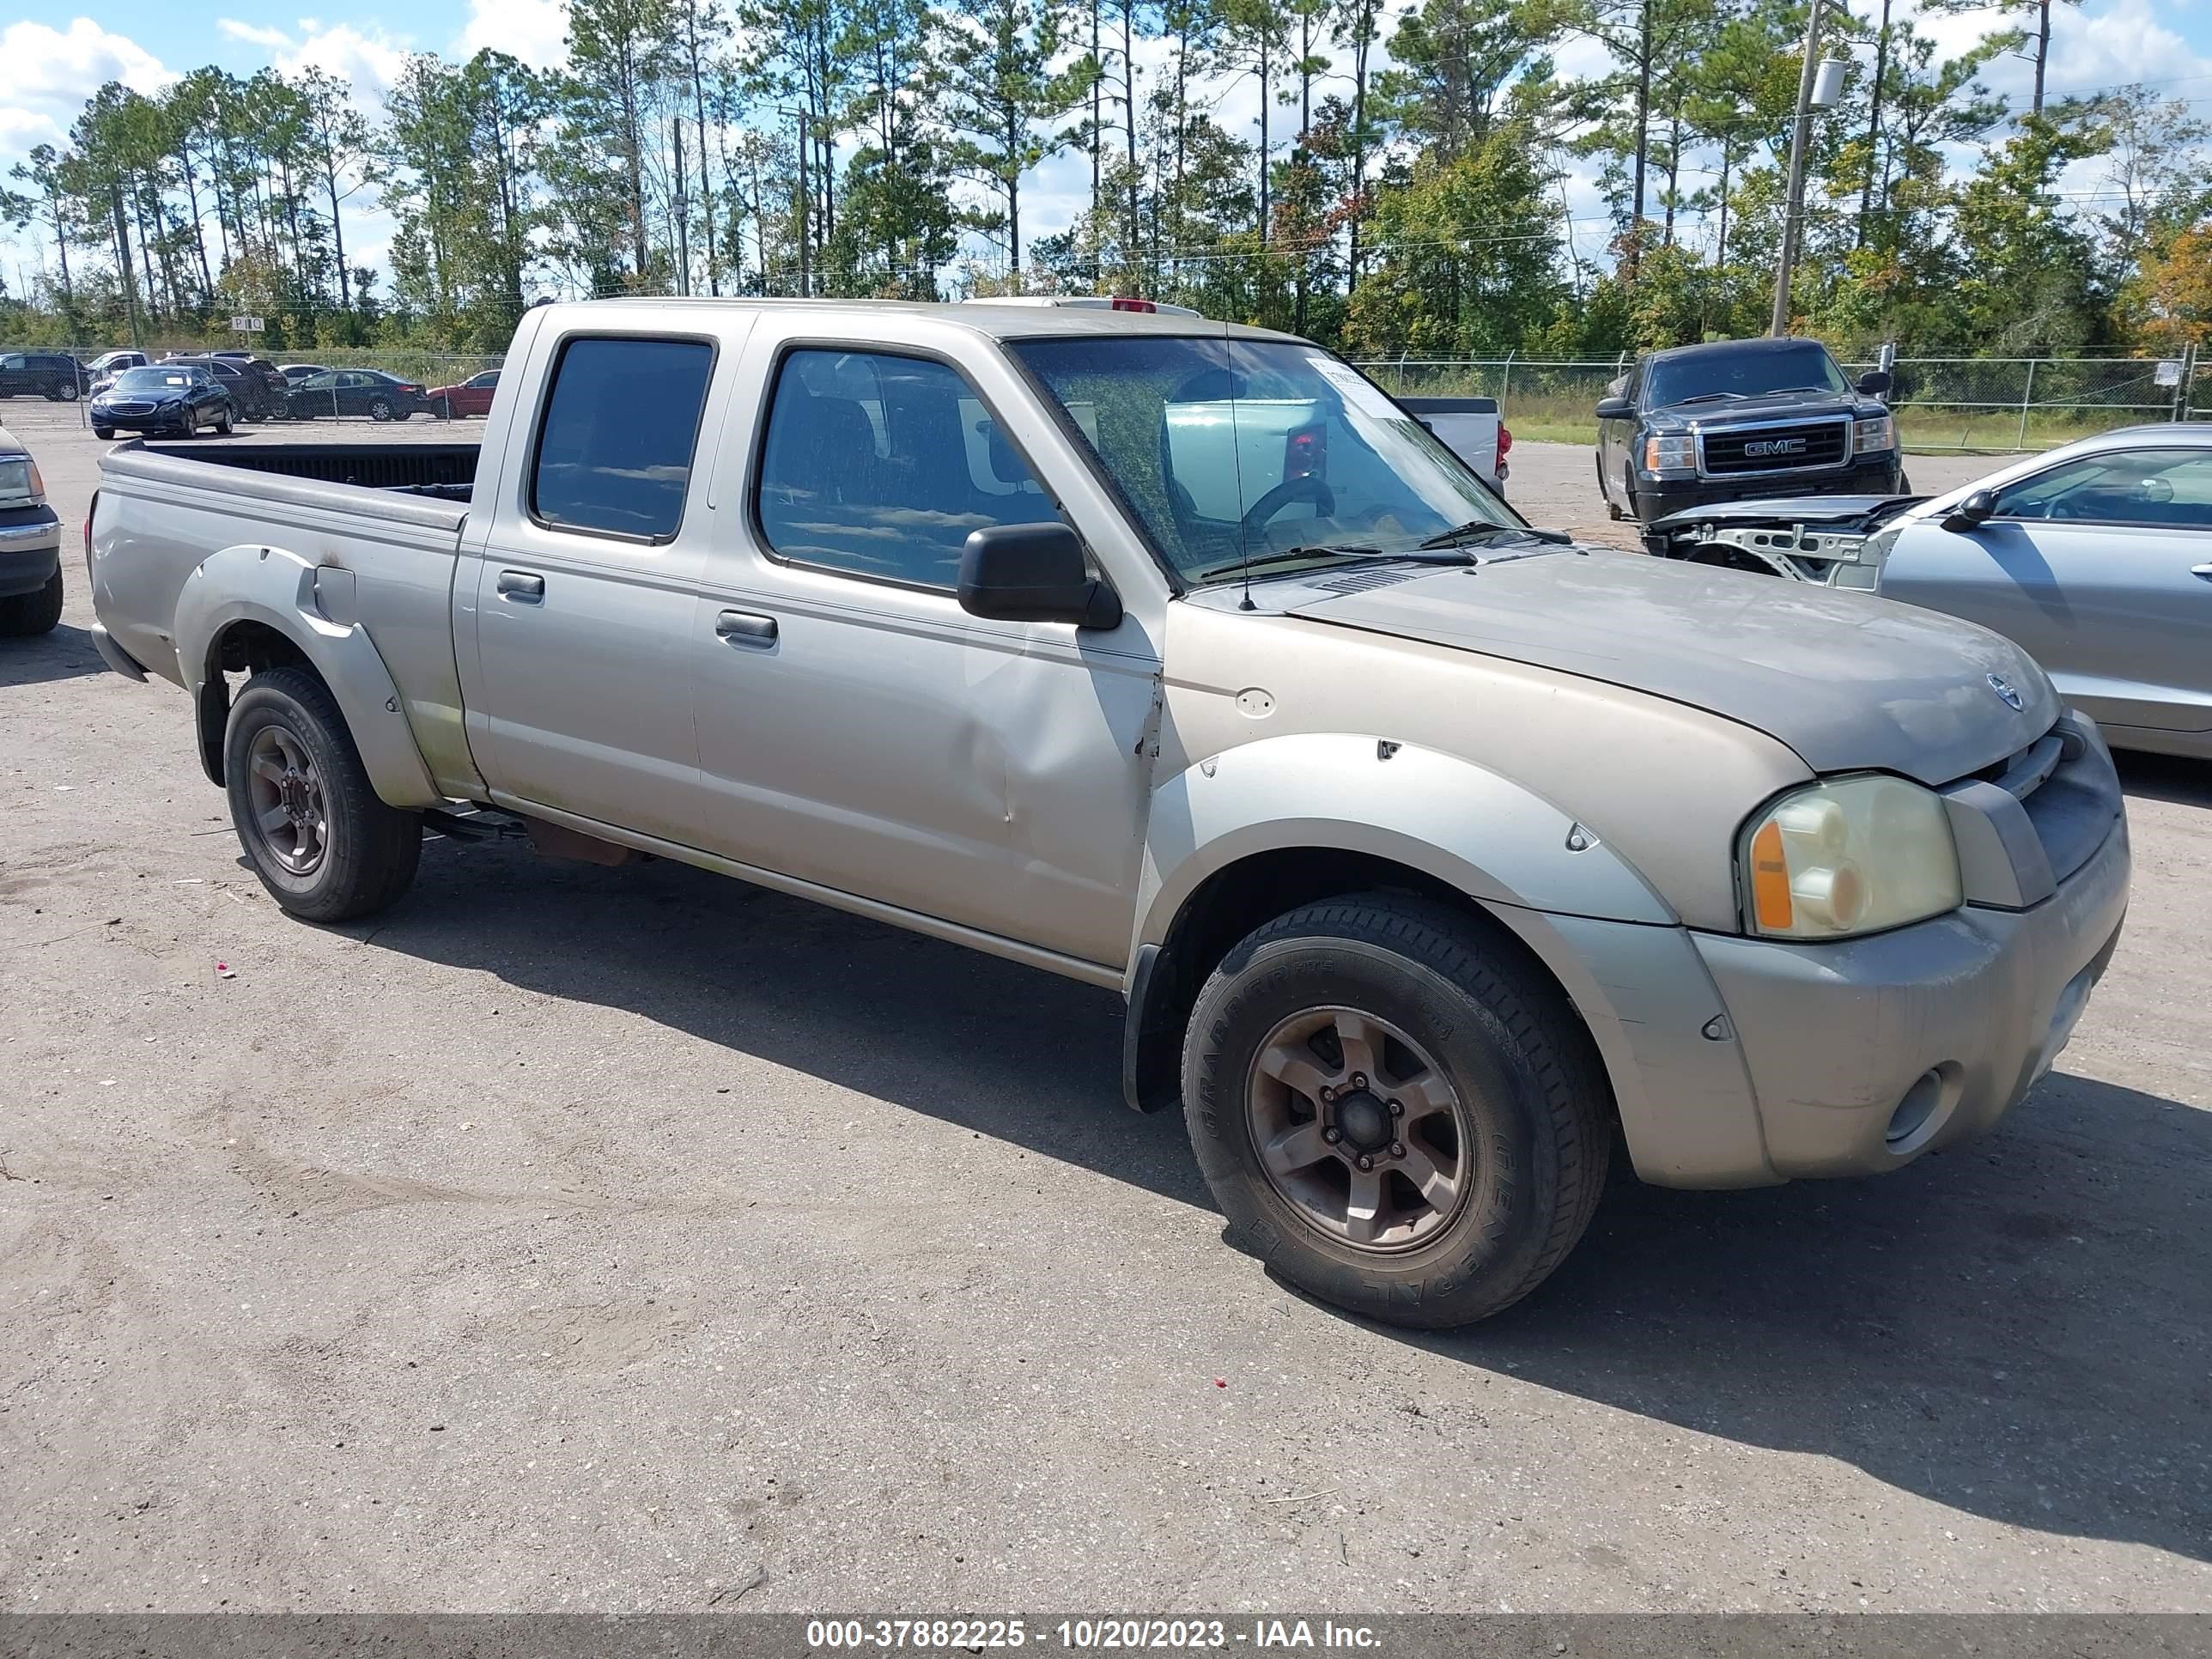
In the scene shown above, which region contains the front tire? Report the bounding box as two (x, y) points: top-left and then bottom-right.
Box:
(0, 568), (64, 636)
(92, 426), (114, 441)
(1182, 895), (1611, 1328)
(224, 665), (422, 922)
(55, 380), (78, 402)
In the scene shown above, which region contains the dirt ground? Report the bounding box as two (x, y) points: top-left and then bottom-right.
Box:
(3, 418), (2208, 1613)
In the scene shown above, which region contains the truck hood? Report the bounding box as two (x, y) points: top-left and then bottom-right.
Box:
(1284, 550), (2057, 785)
(1651, 389), (1879, 429)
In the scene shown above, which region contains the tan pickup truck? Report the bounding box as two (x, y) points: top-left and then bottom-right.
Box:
(88, 300), (2130, 1327)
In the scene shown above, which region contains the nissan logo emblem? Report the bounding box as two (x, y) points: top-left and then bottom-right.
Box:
(1987, 673), (2025, 711)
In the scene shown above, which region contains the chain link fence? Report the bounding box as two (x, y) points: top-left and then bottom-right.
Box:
(6, 337), (2204, 450)
(1351, 349), (2208, 453)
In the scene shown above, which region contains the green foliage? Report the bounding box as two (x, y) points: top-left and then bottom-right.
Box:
(0, 0), (2201, 365)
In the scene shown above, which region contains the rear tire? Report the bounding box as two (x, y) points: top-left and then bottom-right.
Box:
(0, 568), (64, 636)
(1181, 894), (1611, 1328)
(368, 398), (394, 422)
(224, 665), (422, 923)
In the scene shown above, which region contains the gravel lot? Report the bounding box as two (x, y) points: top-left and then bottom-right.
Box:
(3, 418), (2208, 1614)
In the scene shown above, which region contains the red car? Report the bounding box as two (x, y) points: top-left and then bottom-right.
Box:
(428, 368), (501, 418)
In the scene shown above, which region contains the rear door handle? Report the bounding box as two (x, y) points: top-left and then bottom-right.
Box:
(2191, 564), (2212, 581)
(715, 610), (778, 647)
(496, 569), (544, 602)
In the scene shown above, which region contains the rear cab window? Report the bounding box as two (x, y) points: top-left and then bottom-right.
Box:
(530, 337), (715, 542)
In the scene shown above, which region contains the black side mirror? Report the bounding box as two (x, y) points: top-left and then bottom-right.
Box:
(959, 522), (1122, 629)
(1943, 489), (1996, 532)
(1856, 368), (1893, 398)
(1595, 396), (1633, 421)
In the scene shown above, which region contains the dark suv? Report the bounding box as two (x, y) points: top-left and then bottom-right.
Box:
(1595, 337), (1905, 536)
(0, 352), (89, 402)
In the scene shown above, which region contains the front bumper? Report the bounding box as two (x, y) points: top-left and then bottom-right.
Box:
(1522, 717), (2130, 1188)
(0, 506), (61, 599)
(1633, 454), (1905, 526)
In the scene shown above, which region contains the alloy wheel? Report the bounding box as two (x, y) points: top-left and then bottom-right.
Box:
(1244, 1006), (1475, 1252)
(245, 726), (330, 876)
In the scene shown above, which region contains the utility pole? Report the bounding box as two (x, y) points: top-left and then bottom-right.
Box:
(1771, 0), (1826, 337)
(779, 106), (811, 299)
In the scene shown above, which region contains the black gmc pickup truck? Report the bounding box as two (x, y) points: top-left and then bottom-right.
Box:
(1595, 337), (1906, 540)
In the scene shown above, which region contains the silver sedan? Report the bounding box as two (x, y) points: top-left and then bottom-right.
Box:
(1869, 424), (2212, 759)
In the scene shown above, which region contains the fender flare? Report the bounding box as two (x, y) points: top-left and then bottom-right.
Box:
(1119, 732), (1681, 1120)
(173, 543), (443, 810)
(1134, 732), (1674, 959)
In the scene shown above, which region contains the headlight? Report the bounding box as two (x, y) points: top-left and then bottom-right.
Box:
(1740, 775), (1961, 939)
(1642, 433), (1697, 474)
(1854, 413), (1895, 453)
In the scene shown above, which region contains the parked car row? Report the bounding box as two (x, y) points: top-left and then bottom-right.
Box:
(1, 349), (490, 425)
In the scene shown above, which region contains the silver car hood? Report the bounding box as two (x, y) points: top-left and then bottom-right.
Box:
(1285, 549), (2057, 785)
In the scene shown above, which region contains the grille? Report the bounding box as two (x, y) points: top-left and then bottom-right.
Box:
(109, 402), (155, 416)
(1699, 420), (1850, 475)
(1976, 724), (2115, 884)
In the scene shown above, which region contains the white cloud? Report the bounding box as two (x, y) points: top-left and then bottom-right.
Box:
(0, 19), (175, 151)
(459, 0), (570, 70)
(275, 21), (411, 97)
(218, 17), (295, 49)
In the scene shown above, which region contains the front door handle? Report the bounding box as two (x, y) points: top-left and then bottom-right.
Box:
(2191, 564), (2212, 582)
(496, 569), (545, 602)
(714, 610), (778, 647)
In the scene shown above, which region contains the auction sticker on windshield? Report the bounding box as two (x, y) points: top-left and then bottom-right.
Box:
(1306, 356), (1402, 422)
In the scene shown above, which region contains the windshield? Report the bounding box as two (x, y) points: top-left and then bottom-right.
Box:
(1010, 337), (1524, 585)
(113, 368), (205, 391)
(1644, 343), (1849, 407)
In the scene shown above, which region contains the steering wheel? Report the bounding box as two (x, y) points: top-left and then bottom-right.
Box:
(1240, 474), (1336, 540)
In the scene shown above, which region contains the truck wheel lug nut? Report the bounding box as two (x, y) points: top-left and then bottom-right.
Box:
(1388, 1099), (1402, 1115)
(1389, 1142), (1404, 1158)
(1350, 1073), (1366, 1089)
(1319, 1085), (1336, 1102)
(1322, 1127), (1341, 1145)
(1356, 1155), (1373, 1171)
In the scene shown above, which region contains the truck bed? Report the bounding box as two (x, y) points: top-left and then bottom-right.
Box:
(131, 440), (479, 500)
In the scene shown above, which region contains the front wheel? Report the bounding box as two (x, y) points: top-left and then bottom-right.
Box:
(55, 380), (78, 402)
(92, 426), (114, 441)
(1182, 895), (1611, 1328)
(224, 666), (422, 922)
(0, 568), (64, 636)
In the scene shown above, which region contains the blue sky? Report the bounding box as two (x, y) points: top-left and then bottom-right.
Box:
(3, 0), (2209, 295)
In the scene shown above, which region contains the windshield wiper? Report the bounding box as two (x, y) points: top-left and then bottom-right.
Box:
(1674, 392), (1747, 404)
(1188, 544), (1389, 583)
(1417, 520), (1575, 551)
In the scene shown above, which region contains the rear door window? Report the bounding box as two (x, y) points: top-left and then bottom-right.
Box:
(530, 337), (714, 542)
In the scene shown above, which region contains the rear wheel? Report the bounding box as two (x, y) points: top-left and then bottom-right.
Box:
(224, 666), (422, 922)
(1181, 894), (1611, 1328)
(0, 568), (64, 636)
(368, 398), (394, 422)
(215, 404), (234, 435)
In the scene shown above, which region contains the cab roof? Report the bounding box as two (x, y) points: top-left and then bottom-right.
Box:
(551, 295), (1305, 345)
